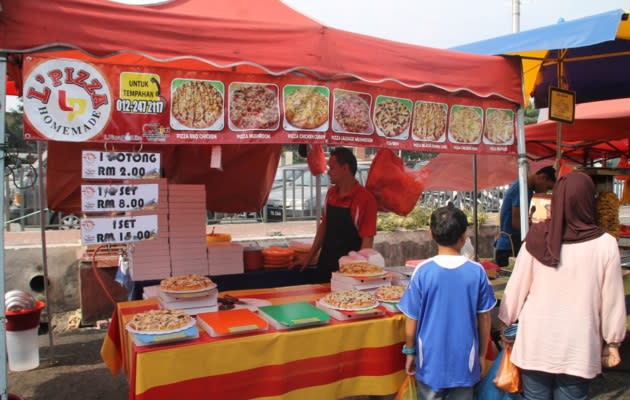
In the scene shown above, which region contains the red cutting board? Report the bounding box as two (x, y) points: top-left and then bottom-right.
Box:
(197, 309), (268, 336)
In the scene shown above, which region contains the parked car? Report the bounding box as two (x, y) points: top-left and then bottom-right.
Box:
(265, 162), (371, 221)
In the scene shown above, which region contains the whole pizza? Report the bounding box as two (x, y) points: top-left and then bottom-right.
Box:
(160, 274), (214, 292)
(229, 84), (280, 130)
(412, 102), (447, 141)
(374, 285), (406, 302)
(484, 109), (514, 144)
(449, 106), (482, 143)
(284, 87), (329, 129)
(339, 262), (384, 276)
(127, 309), (193, 332)
(320, 290), (378, 311)
(171, 80), (223, 129)
(374, 98), (411, 137)
(333, 90), (372, 133)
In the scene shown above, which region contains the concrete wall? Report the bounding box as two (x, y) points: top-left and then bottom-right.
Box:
(4, 226), (499, 316)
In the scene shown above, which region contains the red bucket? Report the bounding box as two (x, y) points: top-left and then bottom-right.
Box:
(6, 301), (45, 332)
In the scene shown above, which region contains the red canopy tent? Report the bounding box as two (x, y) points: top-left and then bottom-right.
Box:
(0, 0), (524, 214)
(526, 98), (630, 163)
(0, 0), (522, 99)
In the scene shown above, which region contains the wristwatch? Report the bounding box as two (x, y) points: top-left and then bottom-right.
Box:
(606, 343), (621, 348)
(402, 344), (416, 355)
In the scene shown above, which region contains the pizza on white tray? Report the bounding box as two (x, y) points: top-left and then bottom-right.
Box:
(374, 285), (406, 302)
(160, 274), (214, 292)
(339, 262), (384, 276)
(321, 290), (378, 310)
(127, 309), (193, 332)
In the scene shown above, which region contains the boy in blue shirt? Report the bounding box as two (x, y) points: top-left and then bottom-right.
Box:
(398, 204), (496, 399)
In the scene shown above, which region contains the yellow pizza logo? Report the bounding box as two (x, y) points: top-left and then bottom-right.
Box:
(58, 90), (87, 122)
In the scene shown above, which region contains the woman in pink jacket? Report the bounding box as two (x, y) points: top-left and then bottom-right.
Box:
(499, 172), (626, 400)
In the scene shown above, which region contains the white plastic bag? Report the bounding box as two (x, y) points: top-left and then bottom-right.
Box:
(461, 237), (474, 259)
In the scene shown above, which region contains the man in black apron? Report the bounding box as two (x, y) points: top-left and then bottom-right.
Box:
(299, 147), (377, 283)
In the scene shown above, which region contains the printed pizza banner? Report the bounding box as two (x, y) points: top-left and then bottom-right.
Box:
(22, 56), (518, 155)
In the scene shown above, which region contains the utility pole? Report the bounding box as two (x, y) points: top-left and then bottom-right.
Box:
(512, 0), (520, 32)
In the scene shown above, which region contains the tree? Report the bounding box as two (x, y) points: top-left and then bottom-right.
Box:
(524, 100), (539, 125)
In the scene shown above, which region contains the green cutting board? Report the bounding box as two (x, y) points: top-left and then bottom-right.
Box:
(258, 302), (330, 328)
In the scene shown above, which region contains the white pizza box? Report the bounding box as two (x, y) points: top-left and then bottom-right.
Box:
(330, 279), (391, 293)
(207, 242), (244, 253)
(315, 300), (386, 321)
(168, 196), (205, 203)
(331, 272), (393, 284)
(130, 250), (172, 259)
(125, 178), (168, 186)
(168, 202), (206, 208)
(168, 191), (206, 198)
(158, 288), (218, 309)
(130, 247), (172, 256)
(168, 221), (205, 230)
(132, 236), (170, 243)
(170, 264), (209, 273)
(170, 254), (208, 263)
(169, 260), (207, 268)
(168, 229), (207, 237)
(131, 269), (172, 282)
(142, 284), (160, 299)
(170, 265), (209, 275)
(208, 261), (244, 276)
(169, 237), (207, 245)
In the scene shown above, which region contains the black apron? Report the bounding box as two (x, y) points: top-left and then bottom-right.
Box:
(315, 203), (362, 282)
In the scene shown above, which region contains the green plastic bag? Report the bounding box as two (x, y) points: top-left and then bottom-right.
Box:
(395, 375), (417, 400)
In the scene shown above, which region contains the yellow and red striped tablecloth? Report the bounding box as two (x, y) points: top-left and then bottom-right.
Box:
(101, 284), (406, 400)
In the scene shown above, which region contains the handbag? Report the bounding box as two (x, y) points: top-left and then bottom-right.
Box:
(394, 375), (417, 400)
(493, 346), (522, 394)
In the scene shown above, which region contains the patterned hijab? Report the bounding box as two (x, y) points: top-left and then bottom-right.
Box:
(525, 172), (604, 267)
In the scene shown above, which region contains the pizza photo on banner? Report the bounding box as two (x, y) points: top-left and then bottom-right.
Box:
(22, 55), (518, 155)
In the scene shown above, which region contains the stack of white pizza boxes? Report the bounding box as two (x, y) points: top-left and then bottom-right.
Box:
(142, 285), (218, 315)
(207, 242), (244, 276)
(168, 184), (210, 277)
(128, 179), (172, 281)
(330, 272), (392, 293)
(158, 286), (218, 315)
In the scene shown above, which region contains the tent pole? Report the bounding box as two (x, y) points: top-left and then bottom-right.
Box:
(517, 107), (529, 241)
(37, 142), (55, 363)
(0, 53), (9, 400)
(472, 154), (479, 260)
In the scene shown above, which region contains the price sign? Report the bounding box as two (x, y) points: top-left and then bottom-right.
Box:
(81, 151), (161, 180)
(81, 183), (159, 212)
(80, 215), (158, 245)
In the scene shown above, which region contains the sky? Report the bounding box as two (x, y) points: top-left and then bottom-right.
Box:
(282, 0), (628, 49)
(5, 0), (629, 111)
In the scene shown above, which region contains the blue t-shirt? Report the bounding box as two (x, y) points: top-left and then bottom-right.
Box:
(495, 179), (533, 251)
(398, 256), (496, 391)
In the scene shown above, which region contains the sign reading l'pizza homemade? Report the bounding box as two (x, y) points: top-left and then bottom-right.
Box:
(22, 56), (518, 155)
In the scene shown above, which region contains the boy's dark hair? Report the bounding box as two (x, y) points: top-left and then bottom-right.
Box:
(330, 147), (357, 175)
(535, 166), (556, 182)
(430, 203), (468, 246)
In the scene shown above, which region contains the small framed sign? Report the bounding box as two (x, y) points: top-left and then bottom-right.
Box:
(548, 86), (576, 124)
